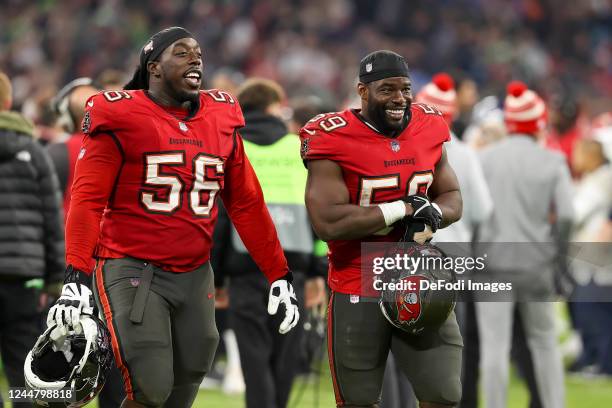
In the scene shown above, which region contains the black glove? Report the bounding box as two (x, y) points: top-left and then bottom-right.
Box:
(403, 195), (442, 232)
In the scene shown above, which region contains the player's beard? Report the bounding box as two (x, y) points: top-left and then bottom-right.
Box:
(164, 77), (199, 105)
(367, 103), (410, 136)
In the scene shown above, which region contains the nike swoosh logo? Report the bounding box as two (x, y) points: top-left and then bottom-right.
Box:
(303, 129), (316, 135)
(87, 100), (94, 107)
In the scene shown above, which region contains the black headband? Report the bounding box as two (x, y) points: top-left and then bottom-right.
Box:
(359, 50), (410, 84)
(124, 27), (195, 90)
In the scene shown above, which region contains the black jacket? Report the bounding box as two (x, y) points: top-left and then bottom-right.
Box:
(0, 111), (65, 283)
(212, 111), (326, 286)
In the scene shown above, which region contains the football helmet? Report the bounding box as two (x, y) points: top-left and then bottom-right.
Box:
(24, 314), (113, 407)
(379, 242), (456, 335)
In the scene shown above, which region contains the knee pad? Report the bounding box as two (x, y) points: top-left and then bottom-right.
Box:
(133, 375), (173, 407)
(200, 332), (220, 372)
(163, 383), (200, 408)
(415, 372), (461, 407)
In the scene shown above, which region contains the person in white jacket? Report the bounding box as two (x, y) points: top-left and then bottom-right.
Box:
(476, 81), (573, 408)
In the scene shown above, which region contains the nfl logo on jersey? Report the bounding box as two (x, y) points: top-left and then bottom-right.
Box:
(178, 122), (188, 132)
(391, 140), (400, 152)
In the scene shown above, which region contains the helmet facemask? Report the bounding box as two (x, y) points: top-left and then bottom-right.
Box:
(24, 315), (113, 407)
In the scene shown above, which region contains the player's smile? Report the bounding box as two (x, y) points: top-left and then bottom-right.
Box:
(385, 105), (407, 122)
(183, 68), (202, 89)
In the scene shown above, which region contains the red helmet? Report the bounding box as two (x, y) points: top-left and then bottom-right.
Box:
(379, 242), (456, 335)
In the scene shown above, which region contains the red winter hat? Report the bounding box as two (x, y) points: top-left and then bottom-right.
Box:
(416, 73), (457, 125)
(504, 81), (547, 134)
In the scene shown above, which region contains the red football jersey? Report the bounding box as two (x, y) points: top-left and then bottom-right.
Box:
(67, 89), (288, 281)
(299, 104), (450, 295)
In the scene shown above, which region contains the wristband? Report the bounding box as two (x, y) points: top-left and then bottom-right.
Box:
(64, 265), (92, 287)
(378, 200), (407, 226)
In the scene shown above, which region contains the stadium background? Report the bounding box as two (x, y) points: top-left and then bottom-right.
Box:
(1, 0), (611, 407)
(1, 0), (610, 116)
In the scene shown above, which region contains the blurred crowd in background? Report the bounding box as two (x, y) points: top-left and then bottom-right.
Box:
(0, 0), (611, 407)
(1, 0), (610, 123)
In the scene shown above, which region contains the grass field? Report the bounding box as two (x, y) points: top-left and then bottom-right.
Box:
(3, 305), (610, 407)
(2, 360), (611, 408)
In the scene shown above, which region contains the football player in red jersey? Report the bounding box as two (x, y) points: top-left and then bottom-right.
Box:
(45, 27), (299, 408)
(300, 50), (463, 408)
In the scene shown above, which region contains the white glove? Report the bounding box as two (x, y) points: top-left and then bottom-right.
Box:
(267, 279), (300, 334)
(47, 282), (95, 337)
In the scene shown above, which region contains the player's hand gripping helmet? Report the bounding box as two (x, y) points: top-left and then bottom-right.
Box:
(379, 237), (456, 335)
(24, 314), (113, 407)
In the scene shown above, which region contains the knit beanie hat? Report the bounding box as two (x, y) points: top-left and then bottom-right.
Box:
(504, 81), (547, 134)
(416, 73), (456, 125)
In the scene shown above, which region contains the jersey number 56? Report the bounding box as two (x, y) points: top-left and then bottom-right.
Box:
(140, 152), (224, 217)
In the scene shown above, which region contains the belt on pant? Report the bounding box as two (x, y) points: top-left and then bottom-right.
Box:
(129, 262), (154, 324)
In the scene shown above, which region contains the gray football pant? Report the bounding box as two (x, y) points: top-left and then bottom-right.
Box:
(93, 257), (219, 407)
(475, 301), (565, 408)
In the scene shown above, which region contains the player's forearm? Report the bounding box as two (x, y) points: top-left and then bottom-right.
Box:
(433, 190), (462, 228)
(65, 201), (105, 273)
(310, 203), (404, 241)
(65, 134), (121, 273)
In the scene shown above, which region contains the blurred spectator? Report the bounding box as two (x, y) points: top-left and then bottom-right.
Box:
(452, 76), (480, 140)
(21, 85), (64, 145)
(0, 71), (64, 408)
(545, 89), (589, 175)
(47, 77), (99, 213)
(463, 96), (507, 150)
(97, 68), (127, 90)
(212, 78), (326, 408)
(568, 138), (612, 377)
(418, 73), (493, 244)
(288, 95), (332, 134)
(597, 209), (612, 242)
(208, 68), (245, 95)
(571, 139), (612, 242)
(591, 112), (612, 162)
(476, 81), (573, 408)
